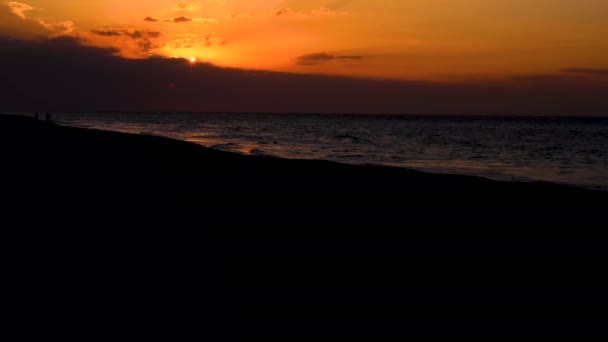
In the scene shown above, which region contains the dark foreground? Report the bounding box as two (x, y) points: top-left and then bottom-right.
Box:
(1, 114), (607, 339)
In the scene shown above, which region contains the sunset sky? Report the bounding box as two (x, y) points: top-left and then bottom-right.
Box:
(3, 0), (608, 81)
(1, 1), (608, 115)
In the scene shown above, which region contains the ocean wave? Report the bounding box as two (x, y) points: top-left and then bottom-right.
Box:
(335, 133), (373, 145)
(257, 140), (281, 145)
(336, 154), (365, 158)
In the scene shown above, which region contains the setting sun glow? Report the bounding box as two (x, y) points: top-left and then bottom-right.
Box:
(1, 0), (608, 82)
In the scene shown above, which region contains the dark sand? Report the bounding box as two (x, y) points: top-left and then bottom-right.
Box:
(2, 114), (608, 338)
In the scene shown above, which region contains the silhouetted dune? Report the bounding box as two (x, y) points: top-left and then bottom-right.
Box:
(2, 114), (607, 338)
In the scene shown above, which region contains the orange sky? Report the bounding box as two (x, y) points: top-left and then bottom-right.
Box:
(2, 0), (608, 81)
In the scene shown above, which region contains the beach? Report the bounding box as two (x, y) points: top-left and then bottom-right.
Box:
(3, 114), (606, 204)
(2, 113), (608, 338)
(3, 113), (606, 232)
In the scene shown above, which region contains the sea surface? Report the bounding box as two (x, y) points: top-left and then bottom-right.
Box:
(52, 113), (608, 191)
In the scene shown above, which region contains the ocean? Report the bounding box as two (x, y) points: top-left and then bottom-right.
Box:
(52, 113), (608, 191)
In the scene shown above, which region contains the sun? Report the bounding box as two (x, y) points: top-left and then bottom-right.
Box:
(189, 57), (197, 63)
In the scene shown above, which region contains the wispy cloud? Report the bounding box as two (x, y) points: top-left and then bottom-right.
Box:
(167, 33), (226, 49)
(173, 1), (201, 12)
(7, 1), (33, 19)
(89, 29), (162, 53)
(91, 29), (149, 40)
(276, 7), (348, 18)
(5, 1), (74, 36)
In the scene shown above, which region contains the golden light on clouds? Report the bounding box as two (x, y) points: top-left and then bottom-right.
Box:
(7, 1), (33, 19)
(2, 0), (608, 81)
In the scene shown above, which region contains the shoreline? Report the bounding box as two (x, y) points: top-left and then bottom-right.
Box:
(47, 112), (608, 192)
(8, 110), (608, 119)
(2, 113), (606, 207)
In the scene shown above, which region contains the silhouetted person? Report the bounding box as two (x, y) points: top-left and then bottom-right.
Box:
(45, 113), (52, 122)
(34, 112), (39, 120)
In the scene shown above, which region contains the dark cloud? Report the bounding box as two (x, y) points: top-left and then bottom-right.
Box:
(147, 31), (162, 38)
(125, 31), (143, 39)
(1, 36), (607, 116)
(138, 39), (158, 53)
(172, 16), (192, 23)
(91, 29), (156, 41)
(89, 29), (161, 54)
(91, 29), (123, 37)
(564, 68), (608, 76)
(143, 16), (159, 22)
(296, 52), (364, 65)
